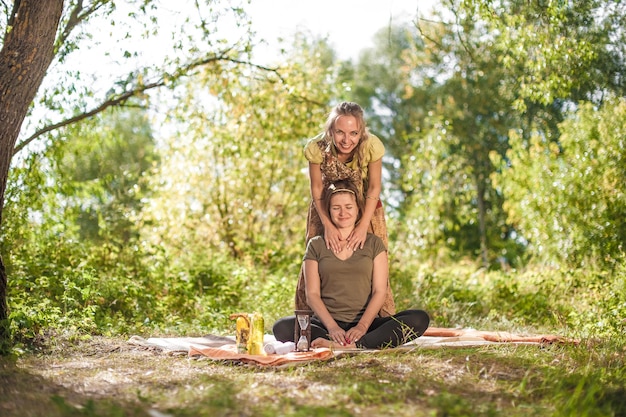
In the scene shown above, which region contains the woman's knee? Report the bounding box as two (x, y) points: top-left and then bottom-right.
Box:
(399, 309), (430, 334)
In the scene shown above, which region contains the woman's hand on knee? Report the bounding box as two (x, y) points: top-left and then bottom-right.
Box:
(346, 323), (367, 344)
(327, 326), (348, 345)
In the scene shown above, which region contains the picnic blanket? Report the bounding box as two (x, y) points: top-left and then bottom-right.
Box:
(128, 327), (578, 367)
(422, 327), (576, 344)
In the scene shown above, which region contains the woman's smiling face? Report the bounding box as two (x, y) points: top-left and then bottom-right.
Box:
(332, 115), (360, 157)
(329, 192), (358, 229)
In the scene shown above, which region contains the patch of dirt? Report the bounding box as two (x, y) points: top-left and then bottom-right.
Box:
(3, 336), (198, 416)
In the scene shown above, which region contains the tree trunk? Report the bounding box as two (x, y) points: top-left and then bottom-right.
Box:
(0, 0), (64, 352)
(474, 172), (489, 269)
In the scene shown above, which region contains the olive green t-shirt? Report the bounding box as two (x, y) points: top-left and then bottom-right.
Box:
(303, 233), (387, 323)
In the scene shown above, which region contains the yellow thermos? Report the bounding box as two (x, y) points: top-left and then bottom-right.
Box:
(229, 313), (250, 354)
(249, 312), (265, 355)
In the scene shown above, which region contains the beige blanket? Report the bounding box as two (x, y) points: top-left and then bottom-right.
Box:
(128, 327), (578, 367)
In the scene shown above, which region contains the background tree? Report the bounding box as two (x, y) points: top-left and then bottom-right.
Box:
(348, 0), (625, 270)
(1, 107), (159, 340)
(351, 6), (520, 268)
(52, 107), (158, 245)
(468, 0), (626, 267)
(0, 0), (257, 350)
(492, 97), (626, 268)
(0, 0), (64, 350)
(467, 0), (626, 109)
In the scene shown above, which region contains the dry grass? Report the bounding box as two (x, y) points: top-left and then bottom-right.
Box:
(0, 334), (588, 417)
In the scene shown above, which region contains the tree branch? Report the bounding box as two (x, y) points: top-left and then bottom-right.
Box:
(13, 54), (282, 156)
(13, 79), (164, 155)
(57, 0), (83, 47)
(414, 16), (444, 49)
(448, 0), (477, 63)
(57, 0), (110, 49)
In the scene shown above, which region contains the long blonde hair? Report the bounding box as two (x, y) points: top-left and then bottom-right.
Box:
(324, 102), (370, 169)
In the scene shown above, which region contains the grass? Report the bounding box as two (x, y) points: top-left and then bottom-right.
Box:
(1, 332), (624, 417)
(2, 262), (625, 416)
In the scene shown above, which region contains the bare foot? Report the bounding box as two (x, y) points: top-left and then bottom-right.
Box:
(311, 338), (357, 349)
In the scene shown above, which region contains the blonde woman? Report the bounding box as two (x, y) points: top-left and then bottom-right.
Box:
(296, 102), (396, 317)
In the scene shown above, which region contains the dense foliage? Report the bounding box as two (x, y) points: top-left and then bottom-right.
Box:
(0, 0), (624, 370)
(493, 97), (626, 268)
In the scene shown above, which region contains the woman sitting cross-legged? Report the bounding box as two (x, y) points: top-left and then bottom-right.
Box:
(273, 179), (429, 349)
